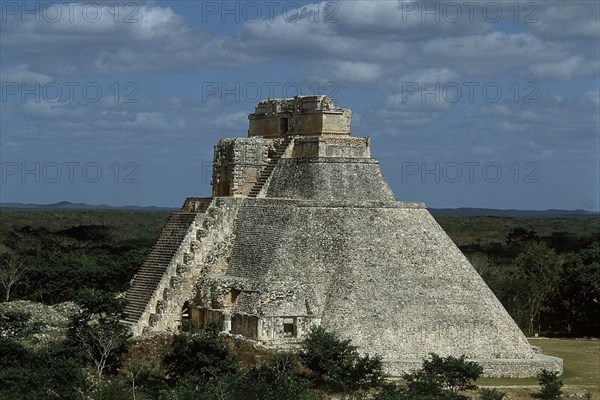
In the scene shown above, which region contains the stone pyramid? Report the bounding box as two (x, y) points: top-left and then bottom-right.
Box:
(123, 96), (562, 377)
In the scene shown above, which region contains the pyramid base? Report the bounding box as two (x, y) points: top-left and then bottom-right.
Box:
(383, 354), (563, 378)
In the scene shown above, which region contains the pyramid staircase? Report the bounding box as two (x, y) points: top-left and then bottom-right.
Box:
(122, 197), (234, 335)
(123, 212), (198, 326)
(247, 136), (293, 198)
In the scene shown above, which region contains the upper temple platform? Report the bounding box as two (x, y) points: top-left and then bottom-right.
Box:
(248, 95), (352, 138)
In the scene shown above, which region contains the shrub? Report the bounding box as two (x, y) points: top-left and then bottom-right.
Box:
(537, 369), (563, 400)
(299, 325), (383, 393)
(419, 353), (483, 393)
(227, 364), (319, 400)
(68, 290), (131, 377)
(479, 387), (506, 400)
(92, 379), (130, 400)
(162, 329), (238, 384)
(372, 382), (408, 400)
(299, 325), (357, 377)
(0, 309), (41, 338)
(0, 338), (88, 400)
(399, 354), (483, 399)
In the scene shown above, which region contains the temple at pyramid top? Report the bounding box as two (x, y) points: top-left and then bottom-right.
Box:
(248, 95), (352, 138)
(211, 95), (376, 198)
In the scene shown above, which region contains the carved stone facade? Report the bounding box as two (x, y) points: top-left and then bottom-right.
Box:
(248, 95), (352, 138)
(211, 138), (270, 197)
(123, 96), (562, 377)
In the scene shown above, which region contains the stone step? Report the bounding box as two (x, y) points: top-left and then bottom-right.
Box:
(246, 137), (293, 198)
(124, 211), (198, 324)
(131, 278), (165, 287)
(125, 298), (148, 305)
(130, 277), (166, 286)
(125, 300), (149, 308)
(143, 255), (175, 261)
(125, 292), (150, 300)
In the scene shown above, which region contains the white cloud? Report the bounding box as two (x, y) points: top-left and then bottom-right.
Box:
(326, 0), (492, 40)
(122, 111), (169, 130)
(399, 68), (459, 85)
(2, 1), (596, 86)
(533, 2), (600, 39)
(212, 111), (248, 131)
(531, 56), (599, 80)
(0, 3), (247, 75)
(21, 101), (79, 119)
(314, 61), (383, 84)
(422, 32), (565, 75)
(478, 92), (599, 145)
(1, 65), (53, 84)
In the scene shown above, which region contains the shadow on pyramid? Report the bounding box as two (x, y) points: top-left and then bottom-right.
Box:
(123, 96), (562, 377)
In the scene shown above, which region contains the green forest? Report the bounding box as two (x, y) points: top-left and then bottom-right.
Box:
(0, 209), (598, 399)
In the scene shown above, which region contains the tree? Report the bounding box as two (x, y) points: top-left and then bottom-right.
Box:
(0, 256), (25, 302)
(403, 354), (483, 398)
(299, 325), (358, 378)
(162, 328), (239, 384)
(121, 340), (167, 400)
(75, 322), (130, 378)
(0, 337), (88, 400)
(299, 325), (383, 393)
(513, 242), (563, 335)
(556, 243), (600, 336)
(69, 289), (131, 377)
(467, 252), (493, 278)
(226, 364), (319, 400)
(506, 227), (539, 249)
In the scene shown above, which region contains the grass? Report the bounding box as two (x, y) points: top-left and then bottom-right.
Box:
(477, 338), (600, 399)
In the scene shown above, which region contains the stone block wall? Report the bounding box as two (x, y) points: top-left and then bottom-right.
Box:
(265, 158), (396, 202)
(248, 95), (351, 137)
(291, 136), (370, 158)
(383, 354), (563, 378)
(181, 197), (212, 213)
(212, 138), (269, 196)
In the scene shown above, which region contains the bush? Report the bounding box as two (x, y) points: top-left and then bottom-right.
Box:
(402, 354), (483, 399)
(0, 337), (88, 400)
(375, 353), (484, 400)
(299, 325), (357, 377)
(373, 381), (458, 400)
(67, 290), (131, 377)
(227, 364), (320, 400)
(299, 326), (383, 393)
(162, 329), (238, 384)
(92, 380), (131, 400)
(372, 382), (408, 400)
(0, 309), (41, 338)
(479, 387), (506, 400)
(537, 369), (563, 400)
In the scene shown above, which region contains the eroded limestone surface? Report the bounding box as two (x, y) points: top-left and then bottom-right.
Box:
(123, 96), (562, 377)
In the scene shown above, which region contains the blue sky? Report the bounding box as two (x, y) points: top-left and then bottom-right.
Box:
(1, 0), (598, 210)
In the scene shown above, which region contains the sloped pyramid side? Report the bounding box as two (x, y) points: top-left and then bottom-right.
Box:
(224, 201), (532, 359)
(216, 199), (561, 376)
